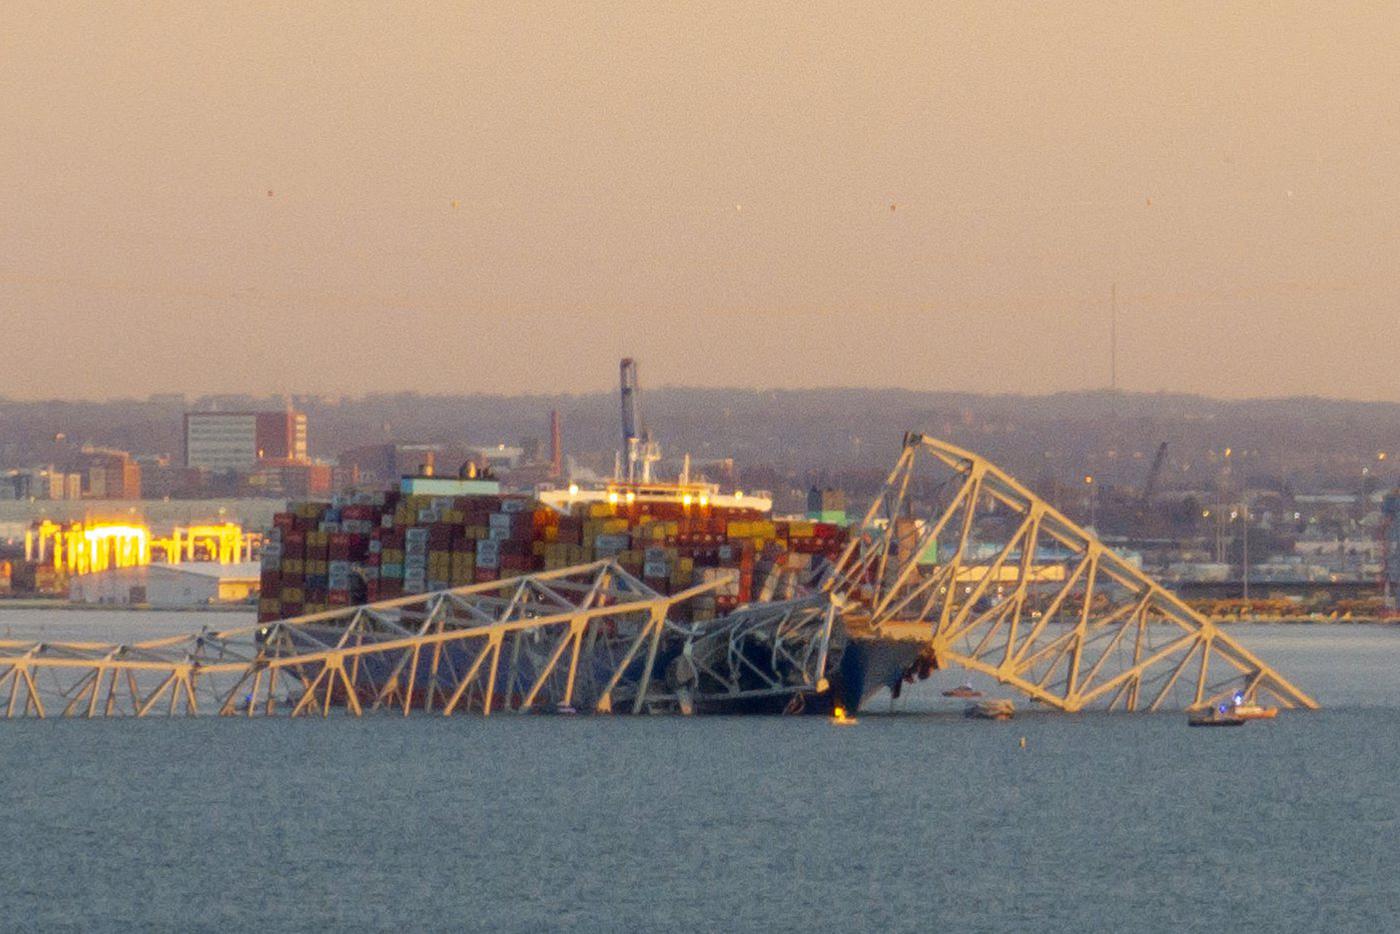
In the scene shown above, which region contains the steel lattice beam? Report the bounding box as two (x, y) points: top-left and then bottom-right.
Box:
(0, 561), (729, 719)
(0, 437), (1317, 720)
(822, 433), (1318, 712)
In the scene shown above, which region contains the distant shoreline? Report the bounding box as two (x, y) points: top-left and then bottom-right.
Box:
(0, 599), (252, 613)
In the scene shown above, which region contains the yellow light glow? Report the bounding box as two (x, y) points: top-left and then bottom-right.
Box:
(699, 495), (709, 507)
(625, 491), (636, 504)
(735, 490), (743, 500)
(568, 483), (580, 496)
(83, 524), (144, 540)
(34, 518), (255, 575)
(608, 492), (619, 505)
(682, 494), (692, 506)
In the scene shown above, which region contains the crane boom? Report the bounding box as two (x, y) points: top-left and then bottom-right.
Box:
(1140, 441), (1168, 505)
(620, 357), (641, 481)
(618, 358), (660, 481)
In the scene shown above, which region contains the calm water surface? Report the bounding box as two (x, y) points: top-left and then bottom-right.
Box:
(0, 610), (1396, 932)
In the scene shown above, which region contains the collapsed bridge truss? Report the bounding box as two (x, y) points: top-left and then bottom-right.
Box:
(0, 435), (1316, 719)
(0, 561), (727, 719)
(823, 433), (1318, 712)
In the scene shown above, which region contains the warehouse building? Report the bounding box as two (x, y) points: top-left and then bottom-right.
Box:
(69, 562), (261, 608)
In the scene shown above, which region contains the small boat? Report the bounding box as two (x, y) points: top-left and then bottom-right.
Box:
(1228, 693), (1278, 720)
(965, 699), (1014, 720)
(1188, 704), (1246, 727)
(1231, 702), (1277, 720)
(942, 682), (983, 699)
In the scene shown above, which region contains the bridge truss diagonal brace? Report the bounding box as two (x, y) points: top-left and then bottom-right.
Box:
(0, 560), (734, 720)
(828, 432), (1318, 713)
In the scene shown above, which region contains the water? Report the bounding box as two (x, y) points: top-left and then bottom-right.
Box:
(1, 611), (1396, 931)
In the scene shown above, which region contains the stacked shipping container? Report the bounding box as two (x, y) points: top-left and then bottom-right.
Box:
(258, 488), (849, 623)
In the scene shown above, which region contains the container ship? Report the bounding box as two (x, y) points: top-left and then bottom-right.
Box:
(257, 477), (846, 625)
(258, 359), (849, 626)
(251, 360), (930, 713)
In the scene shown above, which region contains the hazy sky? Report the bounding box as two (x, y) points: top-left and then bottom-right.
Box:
(3, 2), (1397, 400)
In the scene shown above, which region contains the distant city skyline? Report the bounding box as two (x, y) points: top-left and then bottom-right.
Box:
(3, 2), (1397, 401)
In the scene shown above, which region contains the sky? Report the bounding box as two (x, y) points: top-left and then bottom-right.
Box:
(2, 2), (1397, 401)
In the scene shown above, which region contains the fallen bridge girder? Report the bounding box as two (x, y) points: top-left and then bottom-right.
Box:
(823, 433), (1318, 712)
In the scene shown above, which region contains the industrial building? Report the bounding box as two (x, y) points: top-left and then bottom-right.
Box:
(82, 448), (142, 499)
(68, 562), (261, 608)
(0, 448), (141, 501)
(183, 410), (307, 472)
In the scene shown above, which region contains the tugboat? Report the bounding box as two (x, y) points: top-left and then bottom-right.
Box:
(1188, 703), (1246, 727)
(942, 681), (983, 699)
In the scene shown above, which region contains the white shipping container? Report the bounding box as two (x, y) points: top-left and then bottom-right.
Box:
(476, 540), (501, 569)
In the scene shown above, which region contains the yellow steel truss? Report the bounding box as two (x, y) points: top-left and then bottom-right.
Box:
(0, 560), (728, 719)
(0, 434), (1315, 720)
(824, 433), (1317, 712)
